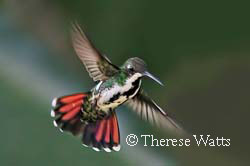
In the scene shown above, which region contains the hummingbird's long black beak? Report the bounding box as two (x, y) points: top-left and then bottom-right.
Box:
(143, 71), (164, 86)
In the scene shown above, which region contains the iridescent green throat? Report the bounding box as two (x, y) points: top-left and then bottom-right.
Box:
(103, 70), (129, 88)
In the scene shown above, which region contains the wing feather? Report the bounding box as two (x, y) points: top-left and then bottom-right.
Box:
(71, 22), (119, 81)
(126, 90), (184, 135)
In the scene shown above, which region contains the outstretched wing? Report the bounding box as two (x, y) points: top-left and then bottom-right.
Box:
(126, 90), (184, 135)
(71, 22), (119, 81)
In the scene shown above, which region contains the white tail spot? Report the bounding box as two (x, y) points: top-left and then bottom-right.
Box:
(52, 98), (58, 107)
(103, 148), (111, 152)
(53, 120), (58, 127)
(92, 147), (100, 152)
(82, 144), (88, 147)
(50, 110), (55, 117)
(113, 145), (121, 151)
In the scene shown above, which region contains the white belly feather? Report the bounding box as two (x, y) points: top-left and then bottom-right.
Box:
(97, 73), (142, 111)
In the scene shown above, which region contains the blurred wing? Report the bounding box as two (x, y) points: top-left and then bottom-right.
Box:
(126, 90), (184, 135)
(71, 22), (119, 81)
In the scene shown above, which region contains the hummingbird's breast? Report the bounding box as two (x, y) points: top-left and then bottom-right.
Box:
(94, 73), (142, 112)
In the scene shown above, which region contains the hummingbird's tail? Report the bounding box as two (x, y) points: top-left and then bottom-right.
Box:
(51, 92), (120, 152)
(82, 111), (120, 152)
(51, 93), (89, 135)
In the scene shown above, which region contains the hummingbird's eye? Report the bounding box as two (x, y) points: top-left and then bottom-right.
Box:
(127, 64), (134, 72)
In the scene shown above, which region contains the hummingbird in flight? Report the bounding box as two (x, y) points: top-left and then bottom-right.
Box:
(51, 22), (183, 152)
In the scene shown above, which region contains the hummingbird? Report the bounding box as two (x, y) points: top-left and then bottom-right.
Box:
(51, 22), (183, 152)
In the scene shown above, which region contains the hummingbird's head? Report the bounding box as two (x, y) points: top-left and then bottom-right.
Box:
(123, 57), (164, 86)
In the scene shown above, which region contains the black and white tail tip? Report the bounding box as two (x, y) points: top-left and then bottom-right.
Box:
(50, 94), (121, 152)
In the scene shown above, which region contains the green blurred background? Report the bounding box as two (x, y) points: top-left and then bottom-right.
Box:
(0, 0), (250, 165)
